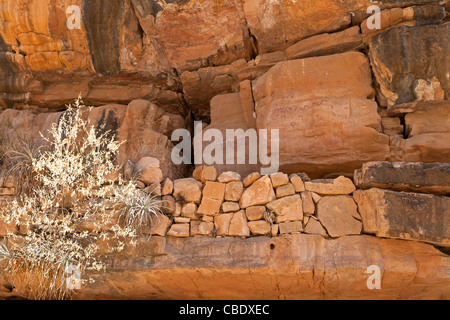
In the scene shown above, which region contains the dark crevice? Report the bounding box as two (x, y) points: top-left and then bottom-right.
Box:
(244, 20), (259, 60)
(434, 245), (450, 256)
(399, 114), (408, 139)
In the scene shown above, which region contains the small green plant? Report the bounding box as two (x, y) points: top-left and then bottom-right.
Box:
(0, 97), (163, 300)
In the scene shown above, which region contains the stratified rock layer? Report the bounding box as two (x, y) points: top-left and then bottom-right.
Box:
(69, 234), (450, 300)
(354, 162), (450, 195)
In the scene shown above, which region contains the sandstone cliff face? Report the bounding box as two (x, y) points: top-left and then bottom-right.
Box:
(0, 0), (449, 300)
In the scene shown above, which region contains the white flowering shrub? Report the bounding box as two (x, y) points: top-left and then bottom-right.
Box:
(0, 97), (162, 300)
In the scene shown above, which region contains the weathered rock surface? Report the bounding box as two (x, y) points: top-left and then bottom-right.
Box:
(253, 52), (390, 178)
(242, 0), (368, 53)
(0, 100), (186, 179)
(173, 178), (202, 204)
(369, 24), (449, 107)
(228, 210), (250, 238)
(285, 26), (363, 60)
(316, 196), (362, 238)
(248, 220), (271, 236)
(385, 101), (450, 163)
(239, 176), (275, 209)
(354, 162), (450, 195)
(304, 218), (328, 236)
(361, 5), (446, 44)
(225, 181), (244, 202)
(167, 223), (190, 238)
(266, 195), (303, 224)
(66, 234), (450, 300)
(305, 176), (356, 195)
(354, 188), (450, 247)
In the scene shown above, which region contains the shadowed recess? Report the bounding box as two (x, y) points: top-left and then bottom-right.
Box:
(0, 34), (14, 75)
(82, 0), (126, 76)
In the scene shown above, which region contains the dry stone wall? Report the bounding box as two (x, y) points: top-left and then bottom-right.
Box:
(154, 162), (448, 248)
(5, 160), (447, 248)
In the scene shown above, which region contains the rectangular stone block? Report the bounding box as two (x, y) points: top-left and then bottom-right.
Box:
(190, 221), (214, 236)
(279, 221), (303, 234)
(354, 162), (450, 195)
(354, 188), (450, 247)
(202, 181), (225, 201)
(167, 224), (190, 238)
(198, 198), (223, 216)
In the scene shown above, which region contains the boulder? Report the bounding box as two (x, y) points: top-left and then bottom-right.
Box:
(161, 178), (173, 196)
(173, 178), (202, 204)
(195, 92), (260, 176)
(289, 174), (305, 192)
(197, 198), (223, 216)
(239, 176), (276, 209)
(190, 221), (214, 237)
(149, 214), (172, 237)
(301, 192), (316, 215)
(225, 181), (244, 202)
(245, 206), (266, 222)
(222, 202), (240, 213)
(286, 26), (363, 60)
(404, 101), (450, 138)
(214, 213), (234, 236)
(316, 196), (362, 238)
(167, 224), (190, 238)
(275, 183), (295, 198)
(218, 171), (241, 183)
(243, 172), (261, 188)
(202, 182), (225, 201)
(242, 0), (356, 53)
(228, 211), (250, 238)
(248, 220), (271, 236)
(279, 221), (303, 235)
(174, 217), (190, 224)
(181, 203), (199, 221)
(270, 172), (289, 188)
(304, 218), (328, 236)
(266, 195), (303, 224)
(161, 196), (176, 215)
(135, 157), (162, 186)
(193, 165), (217, 182)
(198, 182), (226, 216)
